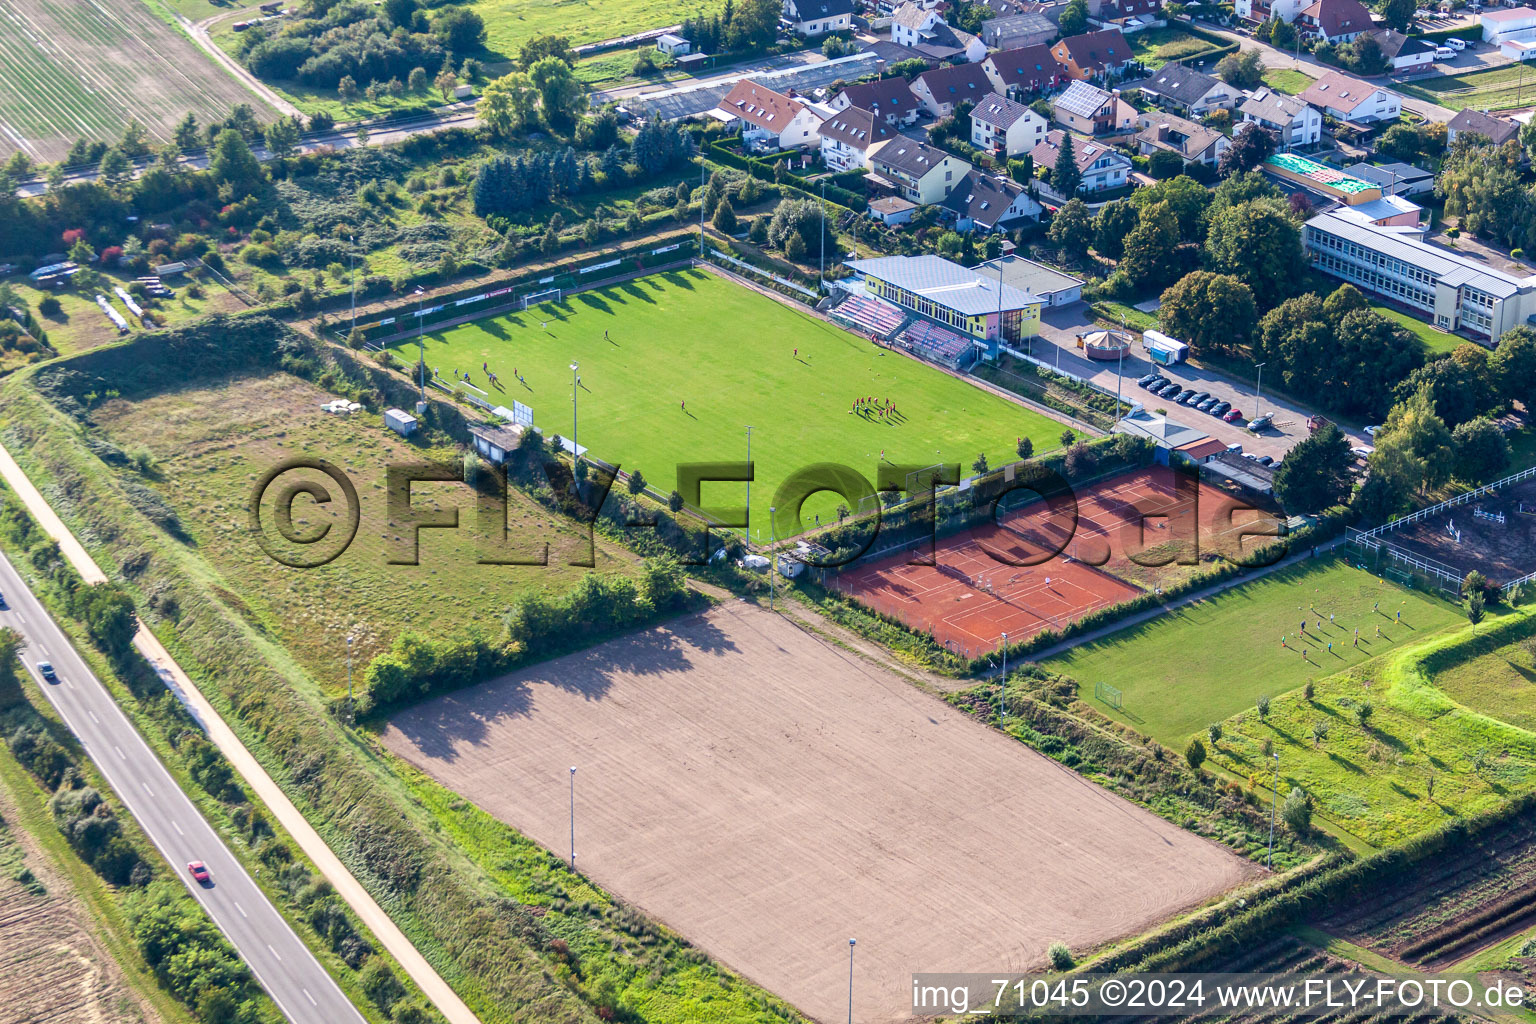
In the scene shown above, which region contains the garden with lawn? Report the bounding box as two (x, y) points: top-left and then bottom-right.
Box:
(1127, 25), (1223, 68)
(1397, 64), (1536, 113)
(1371, 305), (1464, 357)
(1261, 68), (1316, 95)
(396, 268), (1073, 534)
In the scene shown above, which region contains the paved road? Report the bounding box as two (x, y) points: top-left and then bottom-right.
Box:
(1196, 21), (1458, 123)
(13, 109), (477, 198)
(0, 550), (364, 1024)
(1031, 303), (1371, 460)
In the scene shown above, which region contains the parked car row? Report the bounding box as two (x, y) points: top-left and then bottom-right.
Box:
(1136, 373), (1242, 423)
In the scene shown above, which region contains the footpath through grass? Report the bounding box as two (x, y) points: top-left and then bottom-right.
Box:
(1046, 557), (1466, 744)
(405, 268), (1070, 533)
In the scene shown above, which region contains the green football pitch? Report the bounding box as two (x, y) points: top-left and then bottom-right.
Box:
(396, 269), (1072, 535)
(1045, 557), (1467, 745)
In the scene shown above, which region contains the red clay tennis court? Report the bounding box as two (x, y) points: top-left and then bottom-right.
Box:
(831, 466), (1276, 658)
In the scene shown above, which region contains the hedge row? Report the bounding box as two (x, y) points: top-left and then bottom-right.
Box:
(704, 142), (866, 209)
(1130, 790), (1536, 973)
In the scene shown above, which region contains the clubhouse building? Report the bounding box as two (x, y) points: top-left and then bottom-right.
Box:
(844, 254), (1042, 347)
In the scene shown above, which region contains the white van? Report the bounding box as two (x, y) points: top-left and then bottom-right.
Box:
(1435, 45), (1457, 59)
(1446, 36), (1468, 49)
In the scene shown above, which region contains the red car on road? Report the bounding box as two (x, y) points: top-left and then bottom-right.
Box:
(187, 860), (212, 885)
(1222, 408), (1244, 423)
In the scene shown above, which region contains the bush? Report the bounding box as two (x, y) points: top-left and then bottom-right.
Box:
(1185, 736), (1206, 770)
(1048, 941), (1075, 970)
(38, 296), (62, 316)
(1281, 786), (1312, 835)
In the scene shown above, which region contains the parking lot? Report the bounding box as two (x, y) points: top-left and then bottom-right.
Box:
(1032, 305), (1372, 461)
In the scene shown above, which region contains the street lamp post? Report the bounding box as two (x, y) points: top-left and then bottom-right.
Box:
(1000, 631), (1008, 723)
(349, 235), (356, 337)
(1268, 750), (1279, 869)
(1254, 361), (1267, 421)
(345, 634), (354, 720)
(745, 425), (753, 538)
(570, 362), (580, 462)
(820, 180), (826, 293)
(413, 286), (426, 403)
(847, 939), (856, 1024)
(569, 766), (577, 870)
(769, 505), (777, 611)
(1114, 343), (1125, 422)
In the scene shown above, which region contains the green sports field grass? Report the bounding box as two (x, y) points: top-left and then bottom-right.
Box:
(398, 269), (1073, 535)
(1397, 63), (1536, 113)
(1046, 557), (1467, 745)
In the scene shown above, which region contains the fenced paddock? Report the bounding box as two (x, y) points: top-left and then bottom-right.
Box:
(1348, 465), (1536, 594)
(381, 601), (1259, 1024)
(0, 0), (270, 163)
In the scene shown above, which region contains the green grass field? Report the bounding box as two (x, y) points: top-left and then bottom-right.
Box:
(0, 0), (267, 163)
(1127, 25), (1220, 69)
(1209, 619), (1536, 848)
(1047, 557), (1467, 744)
(93, 371), (634, 690)
(399, 269), (1072, 535)
(469, 0), (724, 61)
(1371, 305), (1464, 357)
(1397, 63), (1536, 112)
(1426, 626), (1536, 734)
(1262, 68), (1316, 95)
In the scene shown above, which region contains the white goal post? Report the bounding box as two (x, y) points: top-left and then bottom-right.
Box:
(521, 288), (562, 310)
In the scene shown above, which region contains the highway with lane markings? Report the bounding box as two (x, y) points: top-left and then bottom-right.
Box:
(0, 549), (364, 1024)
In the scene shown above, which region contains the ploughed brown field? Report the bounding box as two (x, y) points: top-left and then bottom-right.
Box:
(383, 601), (1259, 1022)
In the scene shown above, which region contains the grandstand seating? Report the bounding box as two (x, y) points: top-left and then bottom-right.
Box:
(897, 319), (973, 368)
(834, 293), (905, 338)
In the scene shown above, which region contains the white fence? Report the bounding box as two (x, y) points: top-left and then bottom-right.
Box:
(1352, 464), (1536, 541)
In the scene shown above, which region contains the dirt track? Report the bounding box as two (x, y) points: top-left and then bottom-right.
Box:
(383, 602), (1259, 1023)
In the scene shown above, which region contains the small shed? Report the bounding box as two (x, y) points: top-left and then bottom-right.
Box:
(453, 83), (474, 99)
(676, 52), (711, 70)
(384, 408), (418, 436)
(656, 32), (692, 55)
(470, 423), (523, 465)
(869, 196), (918, 224)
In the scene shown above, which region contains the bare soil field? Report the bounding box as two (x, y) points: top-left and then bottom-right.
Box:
(1369, 474), (1536, 586)
(0, 779), (160, 1024)
(382, 601), (1259, 1023)
(0, 0), (269, 163)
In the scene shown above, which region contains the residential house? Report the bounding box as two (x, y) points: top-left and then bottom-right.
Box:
(1135, 110), (1230, 165)
(942, 170), (1044, 230)
(870, 139), (972, 203)
(1050, 28), (1134, 80)
(982, 43), (1068, 97)
(981, 11), (1058, 48)
(1051, 79), (1135, 134)
(911, 62), (996, 116)
(784, 0), (854, 36)
(656, 33), (692, 56)
(1342, 161), (1435, 196)
(1305, 208), (1536, 337)
(971, 91), (1049, 155)
(1137, 62), (1239, 116)
(1238, 86), (1323, 147)
(869, 196), (920, 224)
(1296, 0), (1375, 43)
(1235, 0), (1307, 23)
(1480, 6), (1536, 43)
(717, 80), (826, 150)
(818, 106), (896, 170)
(831, 77), (922, 126)
(1445, 107), (1520, 146)
(1364, 29), (1437, 70)
(1030, 129), (1132, 192)
(1299, 71), (1401, 123)
(891, 3), (946, 46)
(1094, 0), (1166, 32)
